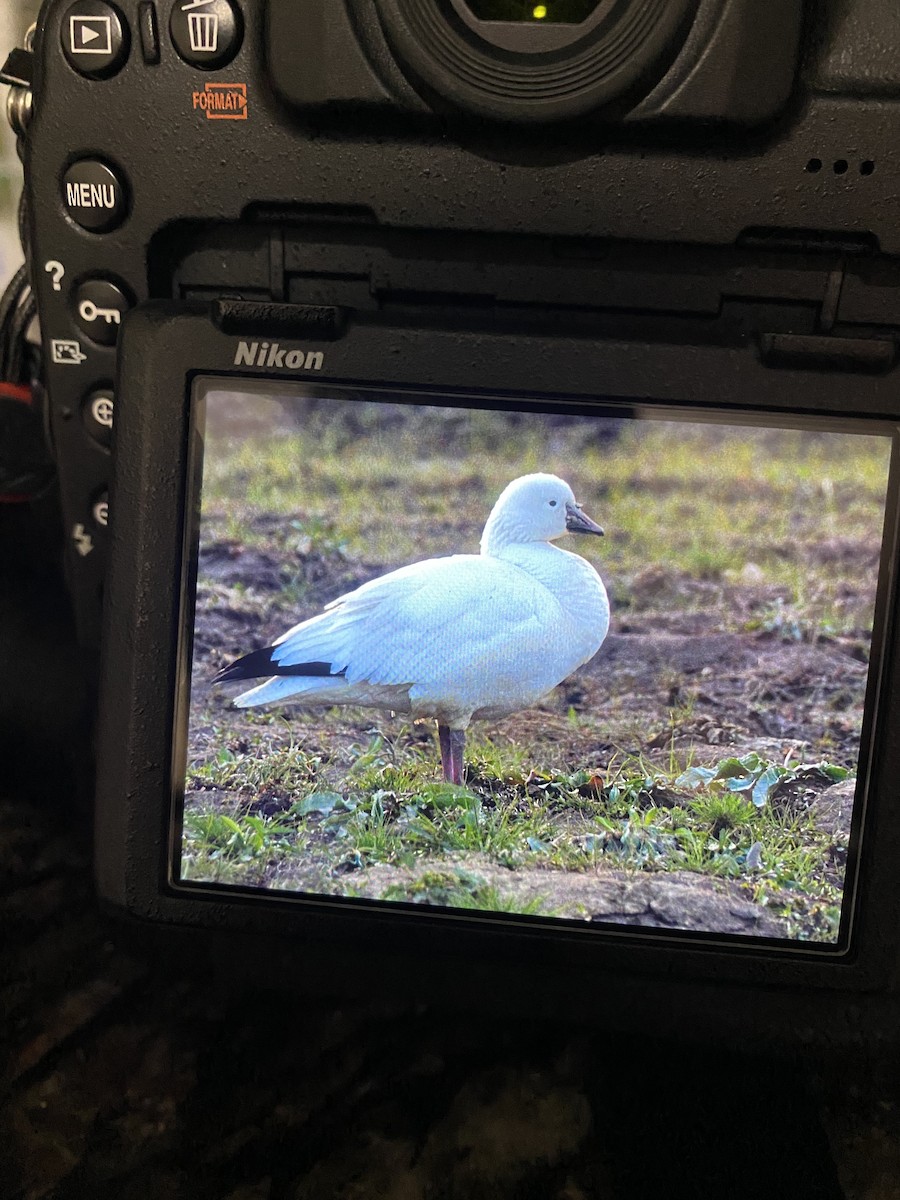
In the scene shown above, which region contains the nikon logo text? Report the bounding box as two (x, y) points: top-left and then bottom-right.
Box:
(234, 341), (325, 371)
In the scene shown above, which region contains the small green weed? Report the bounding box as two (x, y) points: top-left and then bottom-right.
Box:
(181, 808), (303, 885)
(677, 752), (850, 809)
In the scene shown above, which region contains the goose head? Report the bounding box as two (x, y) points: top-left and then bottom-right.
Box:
(480, 473), (604, 557)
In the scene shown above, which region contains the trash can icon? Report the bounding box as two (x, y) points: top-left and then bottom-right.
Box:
(188, 10), (219, 52)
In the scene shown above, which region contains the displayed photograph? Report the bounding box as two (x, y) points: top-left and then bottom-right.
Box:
(176, 381), (894, 946)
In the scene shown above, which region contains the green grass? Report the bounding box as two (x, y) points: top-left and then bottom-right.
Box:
(200, 417), (890, 639)
(191, 741), (322, 795)
(381, 869), (551, 914)
(180, 808), (307, 886)
(182, 731), (851, 940)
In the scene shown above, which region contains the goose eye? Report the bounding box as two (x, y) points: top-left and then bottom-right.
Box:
(548, 500), (558, 507)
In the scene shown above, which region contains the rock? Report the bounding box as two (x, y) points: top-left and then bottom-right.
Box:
(358, 857), (789, 940)
(810, 779), (857, 838)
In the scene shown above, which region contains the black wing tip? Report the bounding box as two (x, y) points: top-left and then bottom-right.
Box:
(212, 647), (344, 685)
(211, 646), (274, 685)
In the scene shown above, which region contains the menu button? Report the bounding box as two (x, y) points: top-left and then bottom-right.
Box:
(68, 180), (115, 208)
(62, 160), (127, 231)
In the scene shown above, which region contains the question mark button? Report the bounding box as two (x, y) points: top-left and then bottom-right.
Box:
(45, 260), (65, 291)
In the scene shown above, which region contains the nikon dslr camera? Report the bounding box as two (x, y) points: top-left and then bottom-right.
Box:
(8, 0), (900, 1038)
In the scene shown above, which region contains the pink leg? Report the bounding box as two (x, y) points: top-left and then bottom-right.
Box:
(437, 724), (466, 785)
(438, 723), (453, 782)
(449, 729), (466, 786)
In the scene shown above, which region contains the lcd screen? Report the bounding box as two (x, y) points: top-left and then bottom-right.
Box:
(173, 380), (896, 951)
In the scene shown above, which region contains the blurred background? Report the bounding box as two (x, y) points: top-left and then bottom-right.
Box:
(0, 0), (36, 276)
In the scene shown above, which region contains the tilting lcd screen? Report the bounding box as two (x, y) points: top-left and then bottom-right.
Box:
(175, 380), (895, 951)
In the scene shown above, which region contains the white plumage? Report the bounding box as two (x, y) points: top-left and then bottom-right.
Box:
(214, 473), (610, 782)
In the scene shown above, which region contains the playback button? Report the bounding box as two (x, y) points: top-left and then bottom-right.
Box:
(62, 1), (129, 78)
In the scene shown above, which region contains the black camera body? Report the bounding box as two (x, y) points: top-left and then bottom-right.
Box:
(22, 0), (900, 648)
(15, 0), (900, 1039)
(21, 0), (900, 648)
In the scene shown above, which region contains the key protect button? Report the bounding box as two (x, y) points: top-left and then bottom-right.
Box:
(170, 0), (242, 70)
(62, 0), (129, 78)
(62, 160), (127, 232)
(72, 278), (131, 345)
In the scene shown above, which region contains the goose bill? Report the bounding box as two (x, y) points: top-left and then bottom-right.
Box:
(565, 502), (604, 537)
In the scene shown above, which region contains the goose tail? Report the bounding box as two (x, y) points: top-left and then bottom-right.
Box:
(232, 675), (351, 708)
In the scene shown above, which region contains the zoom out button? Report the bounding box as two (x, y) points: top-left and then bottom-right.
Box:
(92, 490), (109, 528)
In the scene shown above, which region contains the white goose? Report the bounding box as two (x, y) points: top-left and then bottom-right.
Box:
(213, 473), (610, 783)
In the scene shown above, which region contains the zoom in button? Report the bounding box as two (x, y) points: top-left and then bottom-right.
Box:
(82, 387), (114, 447)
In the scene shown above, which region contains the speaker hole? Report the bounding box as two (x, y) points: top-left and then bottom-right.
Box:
(834, 159), (849, 174)
(860, 160), (875, 176)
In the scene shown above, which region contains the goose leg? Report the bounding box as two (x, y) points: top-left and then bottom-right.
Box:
(438, 723), (453, 782)
(437, 724), (466, 785)
(449, 729), (466, 786)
